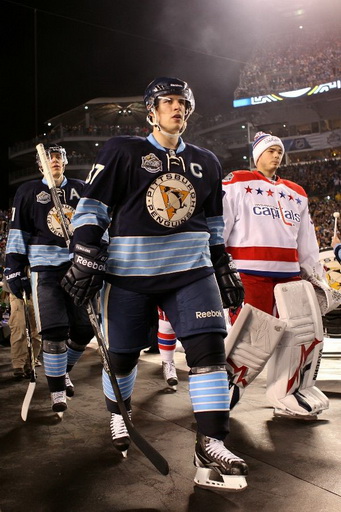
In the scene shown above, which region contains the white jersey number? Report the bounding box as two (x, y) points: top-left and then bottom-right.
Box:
(86, 164), (105, 185)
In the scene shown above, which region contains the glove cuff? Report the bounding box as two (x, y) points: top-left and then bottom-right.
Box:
(73, 243), (108, 274)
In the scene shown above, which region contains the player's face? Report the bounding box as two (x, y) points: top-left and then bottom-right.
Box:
(155, 95), (187, 134)
(257, 145), (283, 177)
(48, 152), (65, 184)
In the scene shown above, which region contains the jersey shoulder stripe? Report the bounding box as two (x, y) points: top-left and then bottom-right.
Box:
(277, 177), (307, 197)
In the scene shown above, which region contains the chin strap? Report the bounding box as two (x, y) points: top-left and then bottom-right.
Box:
(146, 109), (187, 137)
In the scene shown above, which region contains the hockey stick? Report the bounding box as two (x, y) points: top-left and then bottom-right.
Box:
(36, 144), (169, 475)
(85, 302), (169, 475)
(21, 291), (37, 421)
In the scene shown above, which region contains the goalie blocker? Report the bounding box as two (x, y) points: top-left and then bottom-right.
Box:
(225, 280), (329, 419)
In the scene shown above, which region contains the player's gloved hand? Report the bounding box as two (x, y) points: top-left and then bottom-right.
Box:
(61, 243), (108, 307)
(213, 252), (244, 309)
(4, 270), (32, 300)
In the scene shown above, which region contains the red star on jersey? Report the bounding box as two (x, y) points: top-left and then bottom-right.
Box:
(245, 186), (253, 193)
(288, 194), (294, 201)
(266, 189), (274, 196)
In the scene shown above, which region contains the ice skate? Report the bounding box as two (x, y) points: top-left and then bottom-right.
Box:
(110, 411), (132, 457)
(51, 390), (67, 418)
(194, 433), (248, 491)
(65, 372), (74, 398)
(162, 361), (178, 390)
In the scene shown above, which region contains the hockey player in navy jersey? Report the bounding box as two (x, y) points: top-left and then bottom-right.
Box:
(61, 77), (248, 490)
(5, 145), (94, 415)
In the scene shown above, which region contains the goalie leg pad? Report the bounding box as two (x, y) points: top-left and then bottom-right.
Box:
(224, 304), (286, 407)
(267, 281), (329, 418)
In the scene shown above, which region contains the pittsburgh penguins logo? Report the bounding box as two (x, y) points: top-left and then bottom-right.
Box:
(146, 173), (196, 227)
(46, 205), (75, 237)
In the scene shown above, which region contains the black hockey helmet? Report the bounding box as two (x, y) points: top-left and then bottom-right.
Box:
(36, 144), (68, 169)
(144, 77), (195, 121)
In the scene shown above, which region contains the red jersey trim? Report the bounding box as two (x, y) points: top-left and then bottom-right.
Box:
(226, 246), (299, 262)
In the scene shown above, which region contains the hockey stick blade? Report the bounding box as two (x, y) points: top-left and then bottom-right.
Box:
(86, 304), (169, 476)
(21, 381), (36, 421)
(127, 421), (169, 475)
(21, 292), (37, 421)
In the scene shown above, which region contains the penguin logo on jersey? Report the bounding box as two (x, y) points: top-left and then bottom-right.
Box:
(146, 173), (196, 227)
(47, 205), (75, 237)
(141, 153), (163, 173)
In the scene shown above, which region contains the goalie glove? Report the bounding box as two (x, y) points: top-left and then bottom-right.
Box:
(300, 262), (341, 315)
(4, 269), (31, 299)
(61, 243), (108, 307)
(213, 252), (244, 310)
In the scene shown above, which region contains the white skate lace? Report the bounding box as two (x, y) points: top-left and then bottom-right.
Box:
(52, 391), (66, 404)
(110, 412), (131, 440)
(162, 361), (177, 380)
(205, 437), (243, 463)
(65, 373), (73, 388)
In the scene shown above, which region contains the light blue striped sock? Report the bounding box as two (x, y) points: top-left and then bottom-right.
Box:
(43, 351), (68, 377)
(102, 366), (138, 403)
(67, 347), (84, 367)
(189, 370), (230, 413)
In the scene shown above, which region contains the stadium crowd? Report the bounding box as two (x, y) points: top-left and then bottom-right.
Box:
(279, 159), (340, 197)
(235, 29), (341, 99)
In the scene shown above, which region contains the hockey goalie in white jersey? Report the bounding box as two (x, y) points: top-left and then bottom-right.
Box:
(222, 131), (341, 419)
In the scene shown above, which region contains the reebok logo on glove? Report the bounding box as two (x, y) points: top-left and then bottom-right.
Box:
(75, 254), (107, 272)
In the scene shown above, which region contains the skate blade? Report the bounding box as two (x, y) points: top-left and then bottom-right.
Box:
(66, 396), (72, 401)
(56, 411), (64, 420)
(121, 450), (128, 458)
(194, 468), (247, 492)
(273, 408), (318, 421)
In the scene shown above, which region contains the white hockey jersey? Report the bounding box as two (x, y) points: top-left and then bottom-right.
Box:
(222, 170), (321, 278)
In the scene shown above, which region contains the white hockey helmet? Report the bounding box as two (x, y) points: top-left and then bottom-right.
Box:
(36, 144), (68, 171)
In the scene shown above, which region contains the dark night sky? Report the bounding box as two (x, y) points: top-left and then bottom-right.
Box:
(1, 0), (254, 145)
(1, 0), (340, 207)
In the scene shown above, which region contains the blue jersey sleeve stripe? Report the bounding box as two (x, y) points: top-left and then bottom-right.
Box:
(72, 197), (111, 230)
(5, 229), (30, 255)
(28, 245), (70, 268)
(206, 215), (224, 246)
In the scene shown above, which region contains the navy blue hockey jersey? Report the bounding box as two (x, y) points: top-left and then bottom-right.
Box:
(6, 177), (85, 273)
(72, 134), (225, 292)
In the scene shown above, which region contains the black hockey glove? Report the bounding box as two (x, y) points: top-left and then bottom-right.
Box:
(213, 252), (244, 310)
(61, 243), (108, 307)
(5, 269), (31, 299)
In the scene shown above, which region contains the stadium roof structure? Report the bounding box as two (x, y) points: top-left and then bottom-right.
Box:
(48, 96), (147, 128)
(234, 80), (341, 109)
